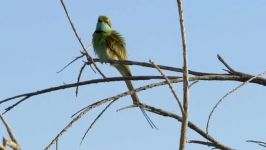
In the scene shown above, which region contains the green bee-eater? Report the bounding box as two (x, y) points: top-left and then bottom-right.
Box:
(92, 16), (156, 128)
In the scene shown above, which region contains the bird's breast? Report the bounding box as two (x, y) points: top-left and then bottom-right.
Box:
(93, 33), (112, 62)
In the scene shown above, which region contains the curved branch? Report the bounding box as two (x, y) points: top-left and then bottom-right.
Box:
(1, 74), (266, 113)
(87, 58), (225, 76)
(143, 104), (233, 150)
(45, 79), (233, 150)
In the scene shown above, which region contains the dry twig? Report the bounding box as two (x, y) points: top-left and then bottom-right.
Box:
(80, 100), (115, 144)
(59, 0), (105, 78)
(0, 113), (20, 150)
(75, 63), (87, 96)
(206, 70), (266, 133)
(176, 0), (190, 149)
(150, 60), (184, 115)
(246, 140), (266, 148)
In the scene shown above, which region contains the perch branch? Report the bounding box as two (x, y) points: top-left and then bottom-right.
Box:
(87, 58), (224, 76)
(2, 73), (266, 113)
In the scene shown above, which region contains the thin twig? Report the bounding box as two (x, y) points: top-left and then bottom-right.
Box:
(44, 98), (113, 150)
(56, 54), (84, 73)
(75, 63), (87, 96)
(206, 70), (266, 133)
(56, 139), (59, 150)
(59, 0), (105, 78)
(188, 140), (217, 148)
(217, 54), (236, 73)
(80, 100), (115, 144)
(188, 81), (199, 89)
(3, 96), (30, 114)
(176, 0), (190, 149)
(150, 60), (184, 115)
(246, 140), (266, 148)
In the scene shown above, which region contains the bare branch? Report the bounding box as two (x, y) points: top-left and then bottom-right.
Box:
(44, 98), (113, 150)
(75, 63), (87, 96)
(217, 54), (236, 73)
(206, 70), (266, 133)
(87, 58), (224, 76)
(2, 73), (266, 113)
(188, 140), (217, 148)
(150, 60), (184, 115)
(80, 100), (115, 144)
(56, 54), (84, 73)
(176, 0), (190, 149)
(247, 140), (266, 148)
(59, 0), (105, 78)
(45, 80), (233, 150)
(143, 104), (233, 150)
(0, 113), (20, 150)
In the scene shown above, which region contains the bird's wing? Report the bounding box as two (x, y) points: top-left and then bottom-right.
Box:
(105, 30), (127, 61)
(106, 30), (131, 76)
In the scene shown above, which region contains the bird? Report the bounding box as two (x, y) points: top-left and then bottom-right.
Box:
(92, 16), (156, 128)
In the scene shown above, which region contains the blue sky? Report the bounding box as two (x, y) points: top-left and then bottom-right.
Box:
(1, 0), (266, 150)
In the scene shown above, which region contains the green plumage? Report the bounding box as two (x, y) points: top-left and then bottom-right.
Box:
(92, 16), (156, 128)
(92, 20), (131, 77)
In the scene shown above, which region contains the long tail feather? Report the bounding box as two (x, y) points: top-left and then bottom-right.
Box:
(115, 64), (157, 128)
(125, 80), (157, 129)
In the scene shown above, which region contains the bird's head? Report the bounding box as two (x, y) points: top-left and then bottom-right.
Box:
(95, 16), (112, 32)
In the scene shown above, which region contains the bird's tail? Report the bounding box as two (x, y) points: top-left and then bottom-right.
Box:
(115, 64), (157, 128)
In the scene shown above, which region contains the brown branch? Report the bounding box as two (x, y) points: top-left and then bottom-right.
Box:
(87, 58), (224, 76)
(143, 104), (233, 150)
(150, 60), (184, 115)
(2, 74), (266, 113)
(176, 0), (190, 149)
(188, 140), (217, 148)
(45, 80), (233, 150)
(44, 98), (113, 150)
(0, 113), (20, 150)
(59, 0), (105, 78)
(46, 79), (187, 149)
